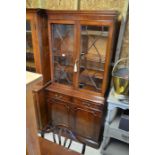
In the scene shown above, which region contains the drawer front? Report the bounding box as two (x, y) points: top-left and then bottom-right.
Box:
(46, 91), (72, 103)
(73, 98), (103, 111)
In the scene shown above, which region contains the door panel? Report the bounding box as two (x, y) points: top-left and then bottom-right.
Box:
(47, 99), (70, 127)
(50, 23), (75, 86)
(78, 24), (110, 93)
(73, 105), (102, 141)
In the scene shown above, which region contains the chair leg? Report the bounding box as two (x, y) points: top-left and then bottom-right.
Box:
(40, 130), (45, 138)
(81, 144), (86, 154)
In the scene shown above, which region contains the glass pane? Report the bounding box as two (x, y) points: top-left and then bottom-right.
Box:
(26, 20), (36, 72)
(52, 24), (74, 86)
(79, 25), (109, 92)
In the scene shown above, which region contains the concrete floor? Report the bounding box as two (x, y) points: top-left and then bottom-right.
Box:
(101, 139), (129, 155)
(42, 132), (129, 155)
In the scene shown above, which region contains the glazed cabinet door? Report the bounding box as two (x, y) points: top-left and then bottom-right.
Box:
(26, 19), (36, 72)
(49, 21), (76, 87)
(47, 99), (70, 128)
(73, 105), (102, 141)
(77, 21), (113, 94)
(26, 16), (42, 73)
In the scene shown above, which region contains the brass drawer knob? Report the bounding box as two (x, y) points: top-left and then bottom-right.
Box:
(82, 101), (91, 106)
(55, 94), (62, 99)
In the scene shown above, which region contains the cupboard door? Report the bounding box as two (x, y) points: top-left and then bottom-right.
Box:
(73, 105), (102, 141)
(50, 23), (76, 86)
(78, 24), (110, 93)
(26, 20), (36, 72)
(47, 99), (70, 128)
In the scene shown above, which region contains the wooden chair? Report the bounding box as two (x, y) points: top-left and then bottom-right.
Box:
(41, 124), (86, 154)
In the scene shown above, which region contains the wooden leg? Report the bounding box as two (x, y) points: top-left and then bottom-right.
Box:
(40, 130), (45, 138)
(81, 144), (86, 154)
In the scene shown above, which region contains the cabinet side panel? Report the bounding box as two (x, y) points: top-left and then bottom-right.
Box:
(33, 89), (48, 130)
(38, 14), (51, 84)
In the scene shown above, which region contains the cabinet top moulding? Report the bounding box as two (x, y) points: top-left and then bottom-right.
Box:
(26, 8), (46, 13)
(46, 10), (119, 21)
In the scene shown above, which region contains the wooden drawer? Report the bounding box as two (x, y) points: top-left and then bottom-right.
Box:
(46, 91), (72, 103)
(73, 98), (103, 111)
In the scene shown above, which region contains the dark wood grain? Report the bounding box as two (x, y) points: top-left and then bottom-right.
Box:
(32, 10), (118, 148)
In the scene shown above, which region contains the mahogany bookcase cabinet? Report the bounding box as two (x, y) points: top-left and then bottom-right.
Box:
(26, 9), (51, 83)
(33, 10), (118, 148)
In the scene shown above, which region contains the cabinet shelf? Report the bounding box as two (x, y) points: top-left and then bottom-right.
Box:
(26, 61), (36, 72)
(26, 66), (36, 72)
(80, 69), (103, 80)
(53, 49), (73, 56)
(81, 53), (105, 63)
(86, 53), (105, 63)
(55, 65), (73, 73)
(26, 49), (33, 53)
(26, 30), (32, 33)
(26, 52), (34, 61)
(81, 30), (108, 37)
(26, 61), (36, 68)
(54, 54), (73, 57)
(80, 66), (104, 72)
